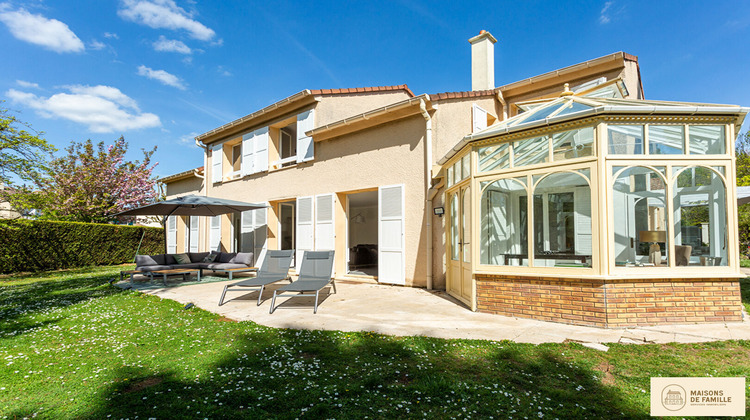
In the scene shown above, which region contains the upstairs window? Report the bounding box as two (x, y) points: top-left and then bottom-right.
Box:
(279, 123), (298, 167)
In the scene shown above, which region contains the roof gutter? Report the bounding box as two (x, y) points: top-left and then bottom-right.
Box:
(196, 89), (315, 143)
(308, 94), (432, 140)
(497, 52), (627, 94)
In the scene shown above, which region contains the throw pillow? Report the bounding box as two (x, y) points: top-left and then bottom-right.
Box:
(174, 253), (191, 265)
(218, 252), (237, 263)
(135, 255), (158, 267)
(230, 252), (253, 266)
(202, 252), (219, 263)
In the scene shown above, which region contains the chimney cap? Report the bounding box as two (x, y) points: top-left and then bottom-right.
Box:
(468, 30), (497, 44)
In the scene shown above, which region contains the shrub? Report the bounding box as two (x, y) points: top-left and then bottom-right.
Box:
(0, 219), (164, 274)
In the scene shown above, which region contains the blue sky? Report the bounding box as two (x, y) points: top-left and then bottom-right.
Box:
(2, 0), (750, 180)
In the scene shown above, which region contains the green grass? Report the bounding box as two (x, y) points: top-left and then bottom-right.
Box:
(1, 266), (749, 419)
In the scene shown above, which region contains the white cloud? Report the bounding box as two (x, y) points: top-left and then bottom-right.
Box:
(153, 35), (191, 54)
(178, 131), (199, 145)
(16, 80), (40, 89)
(0, 7), (85, 53)
(118, 0), (215, 41)
(599, 1), (613, 24)
(6, 85), (161, 133)
(103, 32), (119, 39)
(90, 40), (106, 50)
(137, 65), (187, 90)
(216, 66), (232, 77)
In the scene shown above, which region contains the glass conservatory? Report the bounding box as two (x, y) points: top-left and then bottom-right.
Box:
(441, 88), (747, 327)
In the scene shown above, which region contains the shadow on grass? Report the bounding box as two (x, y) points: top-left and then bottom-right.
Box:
(67, 329), (643, 419)
(0, 267), (124, 336)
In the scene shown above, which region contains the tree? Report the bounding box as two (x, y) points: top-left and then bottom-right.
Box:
(736, 131), (750, 256)
(5, 137), (158, 223)
(0, 103), (56, 186)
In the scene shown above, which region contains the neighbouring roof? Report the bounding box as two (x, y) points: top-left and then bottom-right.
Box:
(438, 94), (749, 165)
(158, 166), (204, 183)
(195, 85), (414, 142)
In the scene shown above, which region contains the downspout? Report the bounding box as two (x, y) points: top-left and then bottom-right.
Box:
(496, 89), (508, 120)
(419, 99), (434, 290)
(195, 138), (208, 196)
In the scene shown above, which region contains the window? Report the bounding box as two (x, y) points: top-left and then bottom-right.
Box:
(450, 192), (459, 261)
(532, 172), (592, 268)
(612, 167), (668, 267)
(689, 125), (725, 155)
(448, 154), (470, 187)
(608, 125), (644, 154)
(673, 166), (727, 266)
(551, 127), (594, 161)
(649, 125), (684, 155)
(514, 136), (549, 167)
(231, 144), (242, 174)
(480, 178), (528, 266)
(279, 123), (297, 167)
(478, 143), (509, 172)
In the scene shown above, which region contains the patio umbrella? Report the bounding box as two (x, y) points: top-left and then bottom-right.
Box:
(113, 195), (269, 254)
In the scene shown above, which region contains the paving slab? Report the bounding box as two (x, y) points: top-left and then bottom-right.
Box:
(132, 279), (750, 345)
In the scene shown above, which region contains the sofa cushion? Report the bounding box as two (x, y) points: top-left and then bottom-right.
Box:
(202, 252), (219, 263)
(230, 252), (253, 266)
(218, 252), (237, 263)
(136, 264), (175, 272)
(151, 254), (166, 265)
(189, 252), (209, 263)
(134, 255), (158, 266)
(173, 253), (191, 265)
(164, 254), (178, 265)
(207, 263), (249, 270)
(175, 263), (204, 269)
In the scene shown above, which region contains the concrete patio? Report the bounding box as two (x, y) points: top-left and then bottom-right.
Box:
(131, 277), (750, 345)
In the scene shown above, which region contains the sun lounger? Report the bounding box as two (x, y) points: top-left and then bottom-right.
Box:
(218, 249), (294, 306)
(269, 250), (335, 314)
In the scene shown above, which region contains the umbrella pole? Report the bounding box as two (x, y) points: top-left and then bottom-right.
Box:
(162, 215), (168, 254)
(133, 229), (146, 262)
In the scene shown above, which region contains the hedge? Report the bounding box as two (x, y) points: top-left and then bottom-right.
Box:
(0, 219), (164, 274)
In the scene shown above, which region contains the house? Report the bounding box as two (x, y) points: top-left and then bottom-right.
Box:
(161, 31), (747, 328)
(0, 184), (21, 219)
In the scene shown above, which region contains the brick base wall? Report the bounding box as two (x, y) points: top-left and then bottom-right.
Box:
(476, 275), (743, 328)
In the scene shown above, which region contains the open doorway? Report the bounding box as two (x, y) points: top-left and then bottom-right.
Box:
(279, 201), (296, 267)
(348, 190), (378, 277)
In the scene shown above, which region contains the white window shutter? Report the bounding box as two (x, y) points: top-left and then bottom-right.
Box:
(296, 196), (314, 271)
(210, 215), (221, 251)
(211, 144), (223, 183)
(242, 132), (255, 176)
(296, 109), (315, 163)
(254, 127), (269, 173)
(167, 216), (177, 254)
(378, 184), (405, 285)
(472, 104), (488, 133)
(254, 206), (268, 266)
(314, 194), (335, 251)
(189, 216), (200, 252)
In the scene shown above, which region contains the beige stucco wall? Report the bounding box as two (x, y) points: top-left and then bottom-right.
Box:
(314, 91), (413, 127)
(205, 114), (429, 286)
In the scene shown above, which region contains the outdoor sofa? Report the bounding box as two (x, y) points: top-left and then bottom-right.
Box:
(133, 251), (255, 281)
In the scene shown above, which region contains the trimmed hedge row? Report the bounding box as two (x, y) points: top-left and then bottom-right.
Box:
(0, 219), (164, 274)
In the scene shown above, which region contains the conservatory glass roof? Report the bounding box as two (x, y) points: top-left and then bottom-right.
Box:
(437, 89), (748, 165)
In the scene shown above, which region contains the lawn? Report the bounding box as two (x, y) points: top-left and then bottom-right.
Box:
(1, 266), (749, 419)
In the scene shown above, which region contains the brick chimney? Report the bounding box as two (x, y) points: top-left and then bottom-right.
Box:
(468, 30), (497, 91)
